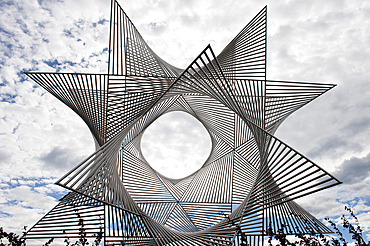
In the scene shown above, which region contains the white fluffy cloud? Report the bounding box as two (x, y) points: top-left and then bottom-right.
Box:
(141, 111), (212, 179)
(1, 0), (370, 242)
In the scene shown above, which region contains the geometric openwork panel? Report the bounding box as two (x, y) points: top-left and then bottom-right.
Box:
(24, 1), (341, 245)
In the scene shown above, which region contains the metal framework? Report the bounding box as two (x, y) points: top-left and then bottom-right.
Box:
(24, 1), (341, 245)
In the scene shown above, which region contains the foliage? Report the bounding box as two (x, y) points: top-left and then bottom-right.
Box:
(0, 226), (27, 246)
(265, 206), (369, 246)
(1, 207), (369, 245)
(63, 216), (103, 246)
(0, 213), (102, 246)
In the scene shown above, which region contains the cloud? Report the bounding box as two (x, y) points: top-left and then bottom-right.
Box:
(141, 111), (211, 178)
(0, 183), (59, 235)
(146, 21), (168, 35)
(39, 146), (83, 171)
(307, 135), (363, 159)
(333, 152), (370, 185)
(0, 149), (11, 163)
(296, 192), (345, 219)
(342, 117), (370, 137)
(179, 14), (200, 27)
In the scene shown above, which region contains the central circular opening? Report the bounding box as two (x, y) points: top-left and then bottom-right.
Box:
(141, 111), (212, 179)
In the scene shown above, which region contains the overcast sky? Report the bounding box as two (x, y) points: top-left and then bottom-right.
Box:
(1, 0), (370, 243)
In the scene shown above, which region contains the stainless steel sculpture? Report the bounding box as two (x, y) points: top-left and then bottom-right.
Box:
(24, 1), (341, 245)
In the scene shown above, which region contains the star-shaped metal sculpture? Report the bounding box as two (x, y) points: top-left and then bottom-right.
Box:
(24, 1), (341, 245)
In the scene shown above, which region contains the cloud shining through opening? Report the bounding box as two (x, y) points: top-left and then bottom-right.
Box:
(141, 111), (212, 179)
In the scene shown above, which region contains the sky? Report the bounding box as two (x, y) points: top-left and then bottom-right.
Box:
(1, 0), (370, 243)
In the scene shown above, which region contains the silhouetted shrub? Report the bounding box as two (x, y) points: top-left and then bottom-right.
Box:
(1, 207), (368, 245)
(266, 206), (369, 246)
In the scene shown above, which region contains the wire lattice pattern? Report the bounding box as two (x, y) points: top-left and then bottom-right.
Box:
(24, 1), (341, 245)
